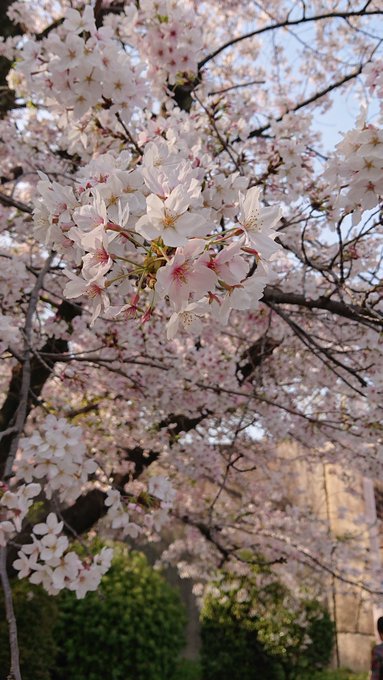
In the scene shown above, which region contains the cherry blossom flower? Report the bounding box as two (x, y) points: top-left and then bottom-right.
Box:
(148, 476), (176, 508)
(51, 552), (82, 590)
(1, 484), (41, 532)
(33, 513), (63, 537)
(200, 241), (249, 286)
(39, 534), (69, 562)
(16, 417), (96, 503)
(156, 240), (216, 310)
(64, 271), (110, 325)
(166, 301), (207, 339)
(63, 6), (96, 35)
(238, 187), (282, 259)
(0, 521), (15, 547)
(135, 186), (209, 247)
(13, 541), (41, 578)
(0, 314), (19, 353)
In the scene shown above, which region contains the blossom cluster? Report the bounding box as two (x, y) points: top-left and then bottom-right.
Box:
(270, 112), (315, 201)
(34, 138), (281, 337)
(325, 116), (383, 224)
(6, 414), (178, 596)
(14, 415), (98, 503)
(139, 0), (203, 85)
(11, 5), (146, 123)
(0, 482), (41, 547)
(364, 60), (383, 114)
(13, 513), (113, 598)
(9, 1), (202, 124)
(105, 475), (177, 539)
(3, 0), (382, 612)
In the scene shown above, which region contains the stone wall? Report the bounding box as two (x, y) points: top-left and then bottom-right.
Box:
(277, 442), (378, 672)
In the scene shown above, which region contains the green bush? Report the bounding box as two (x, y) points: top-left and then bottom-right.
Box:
(200, 570), (335, 680)
(174, 658), (202, 680)
(201, 612), (285, 680)
(0, 580), (59, 680)
(51, 547), (186, 680)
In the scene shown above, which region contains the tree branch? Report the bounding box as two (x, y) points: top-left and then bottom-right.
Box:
(0, 297), (82, 480)
(0, 192), (33, 214)
(262, 286), (383, 328)
(198, 7), (383, 68)
(0, 547), (22, 680)
(1, 255), (53, 481)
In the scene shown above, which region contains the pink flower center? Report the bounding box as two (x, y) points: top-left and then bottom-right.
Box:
(87, 283), (102, 298)
(171, 262), (189, 284)
(95, 248), (109, 264)
(163, 209), (176, 228)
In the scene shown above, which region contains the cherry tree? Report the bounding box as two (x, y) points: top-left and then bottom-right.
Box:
(0, 0), (383, 677)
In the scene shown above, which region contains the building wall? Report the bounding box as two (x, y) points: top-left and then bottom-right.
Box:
(278, 441), (378, 672)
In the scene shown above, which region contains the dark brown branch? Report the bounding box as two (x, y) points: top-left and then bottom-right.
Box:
(156, 411), (211, 445)
(181, 514), (230, 564)
(267, 302), (368, 392)
(60, 488), (108, 537)
(208, 79), (266, 96)
(1, 255), (54, 480)
(0, 191), (33, 214)
(115, 112), (143, 156)
(194, 92), (242, 171)
(66, 401), (102, 419)
(236, 334), (282, 384)
(0, 299), (82, 479)
(262, 286), (383, 327)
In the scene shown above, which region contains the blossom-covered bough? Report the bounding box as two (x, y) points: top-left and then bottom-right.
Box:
(0, 0), (383, 676)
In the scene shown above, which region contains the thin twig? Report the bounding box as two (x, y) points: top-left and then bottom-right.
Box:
(3, 255), (54, 480)
(0, 192), (32, 214)
(208, 79), (265, 96)
(0, 547), (22, 680)
(198, 7), (383, 68)
(115, 113), (143, 156)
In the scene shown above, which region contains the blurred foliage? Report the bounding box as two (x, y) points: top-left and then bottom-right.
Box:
(200, 567), (334, 679)
(0, 579), (59, 680)
(303, 672), (367, 680)
(174, 658), (202, 680)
